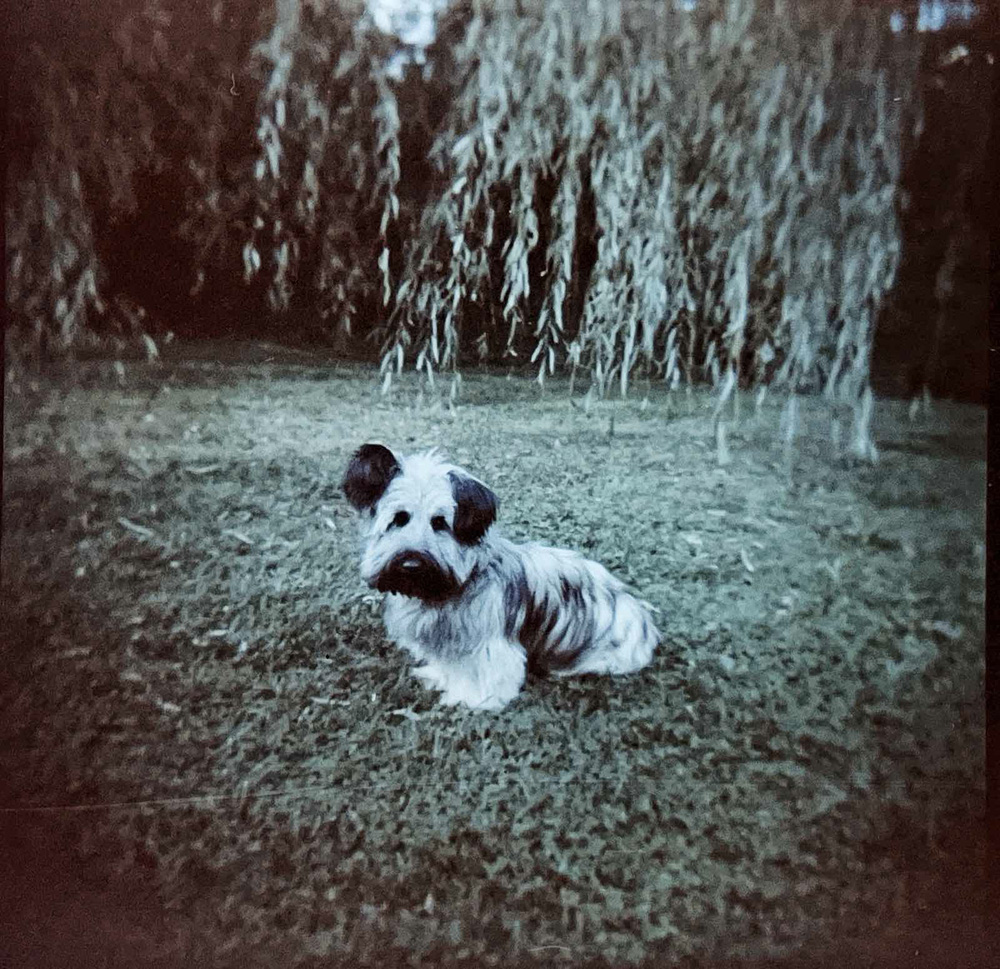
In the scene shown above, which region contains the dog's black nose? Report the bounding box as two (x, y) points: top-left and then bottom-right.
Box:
(398, 554), (423, 571)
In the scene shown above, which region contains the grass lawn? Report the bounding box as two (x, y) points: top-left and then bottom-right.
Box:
(1, 342), (989, 968)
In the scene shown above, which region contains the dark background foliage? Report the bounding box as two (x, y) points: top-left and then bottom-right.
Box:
(3, 0), (993, 402)
(870, 12), (994, 402)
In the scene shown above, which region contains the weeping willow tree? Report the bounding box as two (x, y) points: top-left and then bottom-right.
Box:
(372, 0), (921, 459)
(242, 0), (421, 339)
(5, 4), (153, 357)
(5, 0), (426, 357)
(7, 0), (922, 457)
(5, 0), (255, 357)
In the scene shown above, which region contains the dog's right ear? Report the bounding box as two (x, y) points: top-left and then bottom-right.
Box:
(342, 444), (401, 512)
(449, 471), (498, 545)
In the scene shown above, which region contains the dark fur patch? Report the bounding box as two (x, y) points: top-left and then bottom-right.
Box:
(342, 444), (400, 511)
(448, 471), (498, 545)
(518, 587), (588, 675)
(504, 565), (532, 640)
(560, 576), (586, 611)
(537, 640), (588, 674)
(519, 590), (550, 653)
(591, 590), (618, 645)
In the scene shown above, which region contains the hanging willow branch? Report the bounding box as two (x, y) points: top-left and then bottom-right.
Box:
(375, 0), (920, 460)
(6, 0), (923, 460)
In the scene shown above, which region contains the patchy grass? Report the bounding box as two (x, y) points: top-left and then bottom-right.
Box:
(1, 344), (988, 968)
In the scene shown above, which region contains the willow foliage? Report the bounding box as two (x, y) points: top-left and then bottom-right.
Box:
(5, 11), (157, 356)
(6, 0), (252, 356)
(376, 0), (920, 458)
(7, 0), (922, 457)
(6, 51), (105, 358)
(243, 0), (408, 335)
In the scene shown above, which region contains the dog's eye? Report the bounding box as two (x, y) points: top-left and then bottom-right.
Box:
(431, 515), (449, 533)
(390, 510), (410, 529)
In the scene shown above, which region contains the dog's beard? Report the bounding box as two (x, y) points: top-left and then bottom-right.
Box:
(373, 551), (462, 603)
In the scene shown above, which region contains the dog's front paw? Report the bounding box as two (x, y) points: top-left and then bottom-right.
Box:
(439, 687), (509, 711)
(412, 663), (448, 692)
(438, 675), (520, 711)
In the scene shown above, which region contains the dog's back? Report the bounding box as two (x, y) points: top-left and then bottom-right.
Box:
(495, 538), (660, 678)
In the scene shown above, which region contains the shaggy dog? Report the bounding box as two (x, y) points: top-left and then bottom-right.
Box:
(343, 444), (659, 710)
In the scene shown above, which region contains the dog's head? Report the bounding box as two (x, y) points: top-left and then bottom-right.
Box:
(342, 444), (498, 602)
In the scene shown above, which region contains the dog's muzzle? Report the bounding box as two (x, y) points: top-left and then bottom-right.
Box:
(374, 551), (461, 602)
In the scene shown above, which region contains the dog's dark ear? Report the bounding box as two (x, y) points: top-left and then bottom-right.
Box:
(342, 444), (401, 512)
(448, 471), (498, 545)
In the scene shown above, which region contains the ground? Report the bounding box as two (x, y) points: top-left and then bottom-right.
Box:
(0, 342), (990, 968)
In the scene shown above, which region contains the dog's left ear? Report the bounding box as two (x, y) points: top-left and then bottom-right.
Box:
(342, 443), (401, 512)
(448, 471), (498, 545)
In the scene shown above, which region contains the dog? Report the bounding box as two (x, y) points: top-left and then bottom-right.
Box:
(342, 444), (659, 710)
